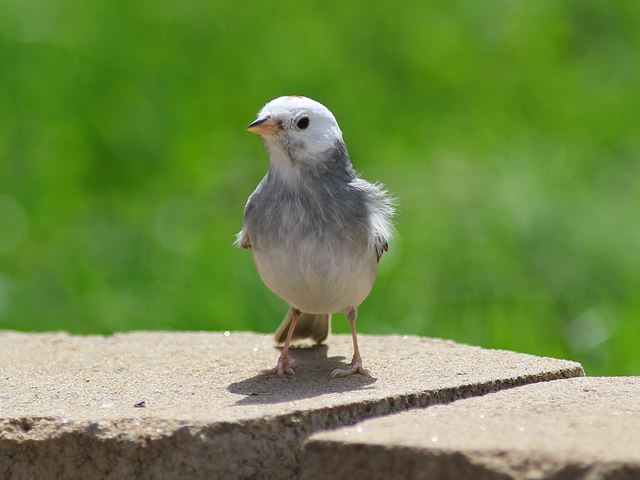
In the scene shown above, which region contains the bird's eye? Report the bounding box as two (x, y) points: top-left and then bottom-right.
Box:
(296, 117), (310, 130)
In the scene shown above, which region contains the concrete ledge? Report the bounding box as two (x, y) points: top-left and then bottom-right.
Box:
(302, 377), (640, 480)
(0, 331), (583, 479)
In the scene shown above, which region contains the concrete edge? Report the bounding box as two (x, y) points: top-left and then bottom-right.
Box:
(0, 363), (584, 479)
(300, 442), (640, 480)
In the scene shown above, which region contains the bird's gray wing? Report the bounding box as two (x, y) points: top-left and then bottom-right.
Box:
(374, 235), (389, 263)
(352, 178), (396, 262)
(234, 228), (251, 249)
(235, 175), (273, 249)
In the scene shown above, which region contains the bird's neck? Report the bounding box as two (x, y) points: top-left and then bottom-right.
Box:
(264, 138), (303, 184)
(264, 138), (356, 187)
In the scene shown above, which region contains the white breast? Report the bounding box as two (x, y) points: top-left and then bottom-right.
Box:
(252, 239), (377, 314)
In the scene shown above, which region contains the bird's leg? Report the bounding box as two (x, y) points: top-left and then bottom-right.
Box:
(331, 307), (370, 378)
(263, 308), (300, 376)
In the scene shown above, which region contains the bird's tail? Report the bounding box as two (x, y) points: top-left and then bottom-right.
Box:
(274, 308), (330, 345)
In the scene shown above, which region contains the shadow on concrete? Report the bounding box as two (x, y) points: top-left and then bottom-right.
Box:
(227, 344), (377, 406)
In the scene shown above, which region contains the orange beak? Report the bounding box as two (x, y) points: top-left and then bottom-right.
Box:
(247, 115), (281, 136)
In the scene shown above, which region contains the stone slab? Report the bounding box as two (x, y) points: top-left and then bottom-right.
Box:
(302, 377), (640, 480)
(0, 331), (583, 479)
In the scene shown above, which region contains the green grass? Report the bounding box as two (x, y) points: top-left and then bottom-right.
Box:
(1, 0), (639, 375)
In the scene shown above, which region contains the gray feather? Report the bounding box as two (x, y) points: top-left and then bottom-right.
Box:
(242, 139), (394, 257)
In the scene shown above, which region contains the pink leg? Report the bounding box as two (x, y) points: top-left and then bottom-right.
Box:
(331, 307), (370, 378)
(263, 308), (300, 376)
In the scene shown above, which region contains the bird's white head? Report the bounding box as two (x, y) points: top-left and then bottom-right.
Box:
(247, 96), (345, 172)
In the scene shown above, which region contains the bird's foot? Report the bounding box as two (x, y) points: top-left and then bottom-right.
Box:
(262, 356), (296, 377)
(330, 359), (370, 379)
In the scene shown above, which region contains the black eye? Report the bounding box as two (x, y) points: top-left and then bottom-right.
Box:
(296, 117), (310, 130)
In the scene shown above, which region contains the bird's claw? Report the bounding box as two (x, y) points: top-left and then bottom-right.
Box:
(330, 360), (370, 379)
(262, 356), (296, 377)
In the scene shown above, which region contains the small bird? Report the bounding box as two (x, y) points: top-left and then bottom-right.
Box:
(237, 96), (395, 378)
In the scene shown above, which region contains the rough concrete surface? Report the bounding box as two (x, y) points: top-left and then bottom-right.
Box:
(302, 377), (640, 480)
(0, 331), (583, 479)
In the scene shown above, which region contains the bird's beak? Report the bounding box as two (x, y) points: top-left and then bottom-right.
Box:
(247, 115), (281, 136)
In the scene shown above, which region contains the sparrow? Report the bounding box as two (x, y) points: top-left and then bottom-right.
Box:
(237, 96), (395, 378)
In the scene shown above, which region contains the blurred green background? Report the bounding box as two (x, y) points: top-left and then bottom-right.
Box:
(1, 0), (638, 375)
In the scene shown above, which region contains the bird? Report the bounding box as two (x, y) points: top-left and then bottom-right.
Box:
(237, 96), (395, 378)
